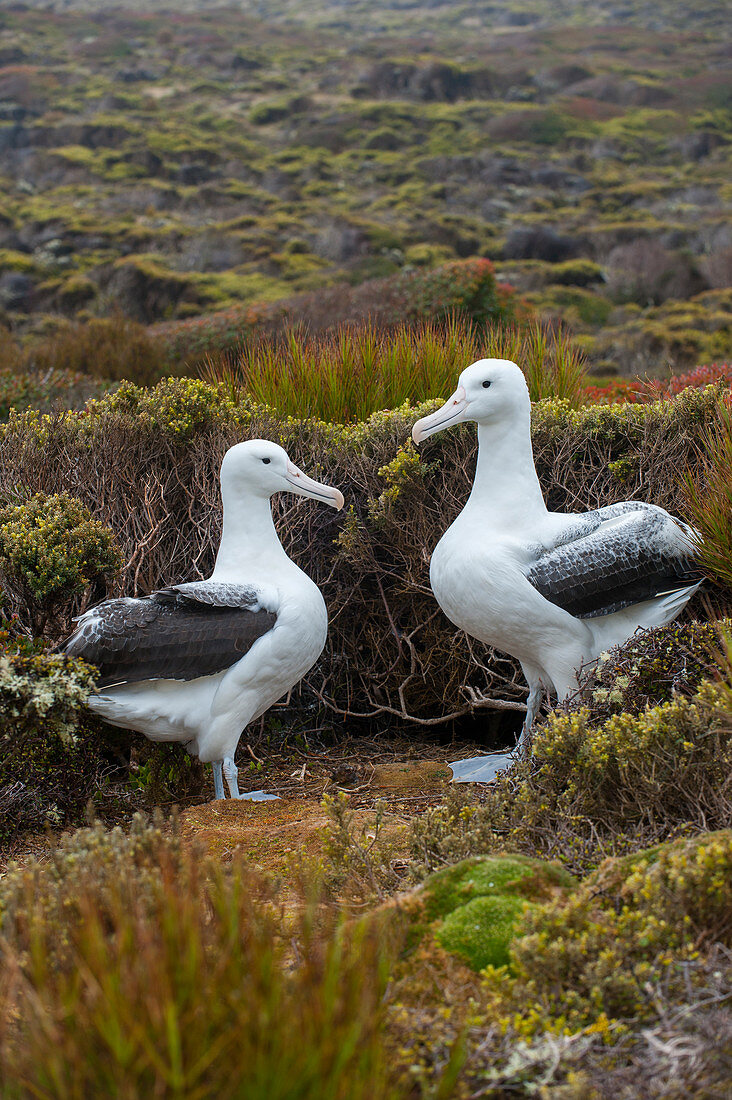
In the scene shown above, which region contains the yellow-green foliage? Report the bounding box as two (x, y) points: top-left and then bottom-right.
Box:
(408, 681), (732, 876)
(93, 376), (249, 438)
(370, 443), (432, 522)
(494, 830), (732, 1036)
(0, 817), (400, 1100)
(0, 491), (121, 603)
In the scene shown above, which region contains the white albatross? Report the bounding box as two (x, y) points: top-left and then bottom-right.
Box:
(411, 359), (702, 777)
(61, 439), (344, 800)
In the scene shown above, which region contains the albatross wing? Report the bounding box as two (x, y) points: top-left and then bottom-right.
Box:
(62, 582), (278, 687)
(526, 502), (701, 618)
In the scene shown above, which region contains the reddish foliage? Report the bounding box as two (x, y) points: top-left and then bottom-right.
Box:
(585, 363), (732, 405)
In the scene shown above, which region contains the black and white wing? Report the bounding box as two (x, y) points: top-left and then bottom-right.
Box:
(526, 502), (702, 618)
(62, 582), (278, 687)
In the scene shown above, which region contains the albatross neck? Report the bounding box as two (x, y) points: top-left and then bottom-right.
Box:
(212, 489), (289, 580)
(467, 414), (547, 526)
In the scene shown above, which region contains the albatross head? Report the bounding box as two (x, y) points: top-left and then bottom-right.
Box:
(411, 359), (529, 444)
(221, 439), (344, 509)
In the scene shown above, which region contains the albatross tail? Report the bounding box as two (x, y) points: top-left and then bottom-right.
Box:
(587, 580), (703, 654)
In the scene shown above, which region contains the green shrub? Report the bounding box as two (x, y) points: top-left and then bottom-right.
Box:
(408, 680), (732, 877)
(0, 492), (121, 633)
(549, 259), (605, 287)
(0, 817), (400, 1100)
(0, 648), (99, 844)
(498, 830), (732, 1036)
(93, 375), (248, 438)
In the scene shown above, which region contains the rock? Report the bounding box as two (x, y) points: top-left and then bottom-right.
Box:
(175, 163), (214, 185)
(672, 131), (723, 162)
(0, 123), (28, 152)
(503, 225), (584, 263)
(0, 272), (34, 311)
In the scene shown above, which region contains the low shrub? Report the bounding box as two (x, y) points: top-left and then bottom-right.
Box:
(396, 833), (732, 1097)
(0, 817), (400, 1100)
(573, 621), (722, 724)
(586, 363), (732, 405)
(152, 258), (519, 371)
(498, 830), (732, 1035)
(0, 491), (121, 634)
(26, 313), (168, 386)
(0, 647), (100, 845)
(408, 680), (732, 877)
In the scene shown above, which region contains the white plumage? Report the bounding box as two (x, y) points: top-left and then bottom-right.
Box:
(62, 439), (343, 800)
(412, 359), (701, 765)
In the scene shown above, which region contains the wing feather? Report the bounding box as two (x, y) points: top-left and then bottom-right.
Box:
(62, 583), (278, 686)
(526, 504), (701, 618)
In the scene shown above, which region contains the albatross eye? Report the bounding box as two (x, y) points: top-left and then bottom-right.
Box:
(261, 458), (271, 464)
(482, 380), (492, 389)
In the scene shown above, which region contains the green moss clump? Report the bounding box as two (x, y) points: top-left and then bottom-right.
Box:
(438, 894), (529, 970)
(414, 855), (575, 972)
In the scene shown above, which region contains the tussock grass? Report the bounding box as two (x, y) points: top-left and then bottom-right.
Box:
(0, 816), (400, 1100)
(204, 318), (588, 423)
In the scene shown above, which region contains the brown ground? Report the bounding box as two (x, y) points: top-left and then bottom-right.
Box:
(6, 733), (483, 875)
(178, 752), (458, 872)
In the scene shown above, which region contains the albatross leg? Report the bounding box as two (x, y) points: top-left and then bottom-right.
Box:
(223, 755), (279, 802)
(212, 760), (225, 800)
(515, 685), (541, 756)
(515, 662), (544, 756)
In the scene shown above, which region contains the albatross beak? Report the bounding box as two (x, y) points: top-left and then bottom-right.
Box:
(412, 385), (469, 445)
(285, 461), (344, 510)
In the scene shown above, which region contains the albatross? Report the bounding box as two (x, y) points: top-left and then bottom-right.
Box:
(62, 439), (344, 800)
(411, 359), (702, 773)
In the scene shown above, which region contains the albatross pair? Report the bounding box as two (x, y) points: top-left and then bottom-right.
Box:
(62, 360), (701, 798)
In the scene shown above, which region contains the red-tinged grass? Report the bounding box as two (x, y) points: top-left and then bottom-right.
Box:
(0, 817), (402, 1100)
(684, 403), (732, 591)
(204, 318), (588, 423)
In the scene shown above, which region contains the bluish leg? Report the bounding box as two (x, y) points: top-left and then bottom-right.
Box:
(515, 682), (542, 755)
(223, 755), (278, 802)
(212, 760), (225, 800)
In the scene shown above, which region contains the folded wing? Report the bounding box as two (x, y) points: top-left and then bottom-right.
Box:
(526, 502), (701, 618)
(62, 582), (278, 686)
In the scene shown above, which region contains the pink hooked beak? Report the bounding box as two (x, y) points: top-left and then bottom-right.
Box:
(285, 460), (344, 510)
(411, 385), (469, 445)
